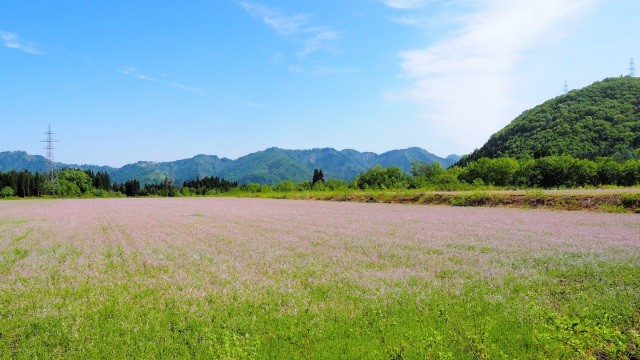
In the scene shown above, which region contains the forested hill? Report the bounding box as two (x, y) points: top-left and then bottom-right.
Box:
(0, 147), (460, 185)
(458, 77), (640, 166)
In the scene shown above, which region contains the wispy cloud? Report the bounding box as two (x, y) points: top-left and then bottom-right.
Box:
(240, 2), (308, 36)
(394, 0), (597, 153)
(300, 29), (338, 56)
(246, 101), (265, 109)
(382, 0), (427, 9)
(229, 96), (266, 109)
(123, 66), (206, 95)
(240, 2), (339, 56)
(169, 82), (205, 95)
(0, 31), (41, 55)
(288, 64), (362, 77)
(122, 66), (159, 82)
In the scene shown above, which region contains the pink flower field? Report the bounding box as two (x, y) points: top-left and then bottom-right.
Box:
(1, 198), (639, 358)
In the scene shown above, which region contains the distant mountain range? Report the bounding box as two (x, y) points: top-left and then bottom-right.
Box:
(0, 147), (460, 185)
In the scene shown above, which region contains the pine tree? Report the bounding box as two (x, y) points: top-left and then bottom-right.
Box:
(312, 169), (325, 185)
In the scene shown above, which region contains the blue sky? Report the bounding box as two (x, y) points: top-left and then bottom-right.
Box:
(1, 0), (638, 167)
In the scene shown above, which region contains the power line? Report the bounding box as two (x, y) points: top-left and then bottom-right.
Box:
(629, 58), (636, 77)
(41, 124), (59, 191)
(562, 80), (569, 94)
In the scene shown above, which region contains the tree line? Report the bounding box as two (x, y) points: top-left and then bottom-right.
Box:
(353, 156), (640, 190)
(1, 157), (639, 199)
(0, 169), (113, 198)
(264, 156), (640, 192)
(0, 169), (240, 198)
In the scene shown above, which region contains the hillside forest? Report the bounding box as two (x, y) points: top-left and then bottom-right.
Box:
(458, 77), (640, 165)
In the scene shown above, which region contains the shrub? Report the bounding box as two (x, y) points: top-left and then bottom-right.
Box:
(354, 165), (412, 190)
(274, 180), (296, 192)
(621, 194), (639, 208)
(244, 183), (272, 193)
(450, 192), (490, 206)
(324, 178), (347, 191)
(0, 186), (14, 198)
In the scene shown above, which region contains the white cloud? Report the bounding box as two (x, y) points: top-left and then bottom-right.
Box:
(300, 29), (338, 56)
(382, 0), (427, 9)
(123, 66), (205, 95)
(396, 0), (597, 154)
(286, 64), (362, 76)
(122, 66), (159, 82)
(0, 31), (41, 55)
(169, 82), (205, 95)
(240, 2), (308, 36)
(240, 2), (339, 56)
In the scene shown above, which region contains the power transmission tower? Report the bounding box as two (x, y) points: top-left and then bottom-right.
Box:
(563, 80), (569, 94)
(629, 58), (636, 77)
(41, 124), (59, 193)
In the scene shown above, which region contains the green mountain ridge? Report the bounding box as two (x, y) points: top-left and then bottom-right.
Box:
(0, 147), (460, 185)
(458, 77), (640, 166)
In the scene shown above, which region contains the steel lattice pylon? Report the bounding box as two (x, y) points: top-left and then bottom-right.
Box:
(41, 124), (59, 190)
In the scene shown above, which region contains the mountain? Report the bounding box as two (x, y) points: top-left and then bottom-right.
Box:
(212, 147), (459, 184)
(0, 151), (116, 174)
(109, 155), (232, 185)
(458, 77), (640, 166)
(0, 151), (49, 173)
(0, 147), (458, 185)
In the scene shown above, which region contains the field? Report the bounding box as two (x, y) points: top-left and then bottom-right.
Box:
(1, 198), (639, 359)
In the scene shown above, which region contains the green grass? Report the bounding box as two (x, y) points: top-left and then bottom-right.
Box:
(1, 250), (638, 359)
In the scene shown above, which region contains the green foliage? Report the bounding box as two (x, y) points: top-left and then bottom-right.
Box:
(534, 307), (640, 358)
(411, 161), (446, 180)
(58, 169), (93, 197)
(274, 180), (296, 192)
(181, 186), (193, 196)
(459, 77), (640, 165)
(312, 181), (325, 191)
(324, 178), (347, 191)
(354, 165), (412, 190)
(459, 156), (640, 189)
(243, 183), (273, 193)
(296, 180), (312, 191)
(429, 172), (461, 191)
(622, 160), (640, 186)
(461, 157), (520, 186)
(182, 176), (237, 195)
(0, 169), (118, 198)
(597, 157), (624, 185)
(84, 169), (112, 190)
(530, 156), (576, 188)
(128, 179), (141, 196)
(621, 193), (640, 208)
(3, 154), (638, 200)
(0, 170), (45, 197)
(449, 191), (490, 206)
(312, 169), (324, 186)
(0, 186), (15, 198)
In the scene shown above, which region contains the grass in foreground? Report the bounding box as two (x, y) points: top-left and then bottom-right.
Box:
(0, 198), (639, 359)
